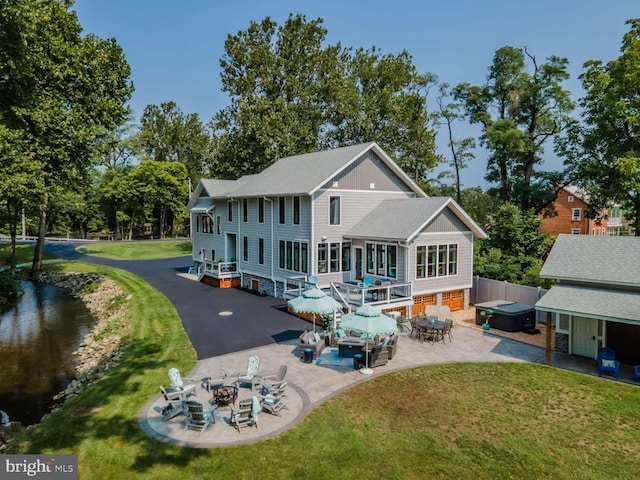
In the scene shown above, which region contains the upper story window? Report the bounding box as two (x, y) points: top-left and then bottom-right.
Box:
(329, 196), (341, 225)
(418, 243), (458, 278)
(242, 198), (248, 222)
(258, 198), (264, 223)
(279, 197), (286, 224)
(216, 216), (221, 235)
(567, 195), (574, 203)
(572, 208), (582, 221)
(293, 196), (300, 225)
(228, 202), (233, 222)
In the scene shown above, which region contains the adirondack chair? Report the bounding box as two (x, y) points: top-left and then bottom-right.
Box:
(235, 355), (261, 390)
(597, 347), (620, 379)
(184, 400), (216, 435)
(168, 368), (197, 397)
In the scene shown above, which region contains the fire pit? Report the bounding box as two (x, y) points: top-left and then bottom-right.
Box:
(212, 385), (238, 407)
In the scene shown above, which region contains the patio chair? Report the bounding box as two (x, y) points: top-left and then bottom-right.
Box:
(308, 275), (319, 286)
(159, 386), (187, 421)
(408, 316), (420, 339)
(230, 397), (260, 432)
(235, 355), (261, 390)
(257, 365), (287, 394)
(184, 400), (216, 435)
(357, 275), (373, 289)
(596, 347), (620, 379)
(167, 368), (197, 397)
(261, 385), (288, 416)
(202, 358), (227, 393)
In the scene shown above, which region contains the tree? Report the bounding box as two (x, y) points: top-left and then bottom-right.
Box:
(436, 84), (476, 204)
(0, 0), (133, 274)
(211, 14), (344, 178)
(454, 46), (574, 211)
(475, 204), (551, 286)
(573, 19), (640, 235)
(138, 102), (211, 186)
(328, 48), (440, 182)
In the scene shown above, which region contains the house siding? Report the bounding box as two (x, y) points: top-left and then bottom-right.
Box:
(320, 150), (413, 193)
(409, 230), (473, 294)
(424, 208), (467, 233)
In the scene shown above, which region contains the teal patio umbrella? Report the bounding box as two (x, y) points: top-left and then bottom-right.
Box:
(287, 287), (342, 332)
(340, 305), (397, 375)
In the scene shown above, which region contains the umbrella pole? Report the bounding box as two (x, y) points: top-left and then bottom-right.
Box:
(360, 318), (373, 375)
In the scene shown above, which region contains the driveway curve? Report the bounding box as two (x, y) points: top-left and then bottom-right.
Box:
(43, 242), (310, 359)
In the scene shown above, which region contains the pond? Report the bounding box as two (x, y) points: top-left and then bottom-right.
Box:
(0, 280), (94, 426)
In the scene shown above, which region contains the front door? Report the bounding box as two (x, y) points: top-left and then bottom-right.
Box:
(354, 247), (363, 280)
(571, 316), (599, 358)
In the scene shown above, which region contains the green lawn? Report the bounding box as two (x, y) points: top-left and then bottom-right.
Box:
(0, 242), (57, 265)
(9, 262), (640, 479)
(76, 240), (192, 259)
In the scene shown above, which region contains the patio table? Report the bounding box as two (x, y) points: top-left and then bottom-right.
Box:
(417, 318), (445, 342)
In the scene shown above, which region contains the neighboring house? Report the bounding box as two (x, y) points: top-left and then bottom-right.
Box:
(540, 185), (608, 236)
(535, 234), (640, 365)
(186, 142), (486, 314)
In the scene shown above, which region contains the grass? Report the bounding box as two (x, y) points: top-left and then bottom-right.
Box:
(8, 262), (640, 479)
(76, 240), (192, 260)
(0, 242), (57, 265)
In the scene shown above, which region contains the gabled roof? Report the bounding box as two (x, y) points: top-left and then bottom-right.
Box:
(226, 142), (426, 198)
(344, 197), (487, 242)
(540, 234), (640, 287)
(563, 184), (589, 203)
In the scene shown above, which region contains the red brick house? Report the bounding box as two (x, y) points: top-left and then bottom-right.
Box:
(540, 185), (608, 236)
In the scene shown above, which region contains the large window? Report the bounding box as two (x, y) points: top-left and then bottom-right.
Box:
(258, 198), (264, 223)
(279, 240), (308, 272)
(200, 215), (213, 234)
(329, 196), (340, 225)
(279, 197), (286, 224)
(293, 196), (300, 225)
(242, 198), (248, 222)
(365, 242), (397, 278)
(419, 243), (458, 278)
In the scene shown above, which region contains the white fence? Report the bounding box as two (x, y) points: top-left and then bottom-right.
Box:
(470, 275), (549, 323)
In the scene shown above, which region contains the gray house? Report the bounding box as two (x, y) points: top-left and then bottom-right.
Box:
(535, 234), (640, 364)
(186, 142), (486, 315)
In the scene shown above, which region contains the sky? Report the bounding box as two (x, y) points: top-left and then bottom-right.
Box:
(73, 0), (637, 188)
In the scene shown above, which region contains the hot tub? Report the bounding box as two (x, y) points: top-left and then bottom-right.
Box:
(475, 301), (536, 332)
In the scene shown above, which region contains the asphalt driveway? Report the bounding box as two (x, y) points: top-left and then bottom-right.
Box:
(43, 242), (310, 359)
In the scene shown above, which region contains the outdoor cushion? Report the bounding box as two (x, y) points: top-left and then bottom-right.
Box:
(601, 359), (616, 368)
(334, 329), (345, 338)
(313, 332), (321, 342)
(307, 336), (315, 344)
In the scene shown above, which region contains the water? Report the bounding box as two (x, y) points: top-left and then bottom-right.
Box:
(0, 281), (94, 426)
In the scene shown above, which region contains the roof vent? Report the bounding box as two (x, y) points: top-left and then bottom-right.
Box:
(369, 182), (375, 189)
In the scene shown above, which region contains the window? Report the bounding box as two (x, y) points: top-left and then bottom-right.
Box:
(366, 244), (375, 273)
(447, 244), (457, 275)
(571, 228), (581, 235)
(386, 245), (396, 277)
(258, 198), (264, 223)
(329, 196), (340, 225)
(242, 198), (248, 222)
(572, 208), (581, 221)
(228, 202), (233, 222)
(301, 243), (308, 273)
(195, 215), (201, 233)
(216, 216), (220, 235)
(243, 236), (248, 261)
(317, 243), (328, 273)
(293, 196), (300, 225)
(279, 241), (285, 268)
(286, 241), (293, 270)
(416, 246), (426, 278)
(293, 242), (300, 271)
(279, 197), (286, 224)
(427, 246), (437, 277)
(201, 215), (213, 234)
(567, 195), (574, 203)
(258, 238), (264, 264)
(330, 243), (340, 272)
(422, 244), (458, 278)
(376, 244), (386, 276)
(342, 242), (351, 271)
